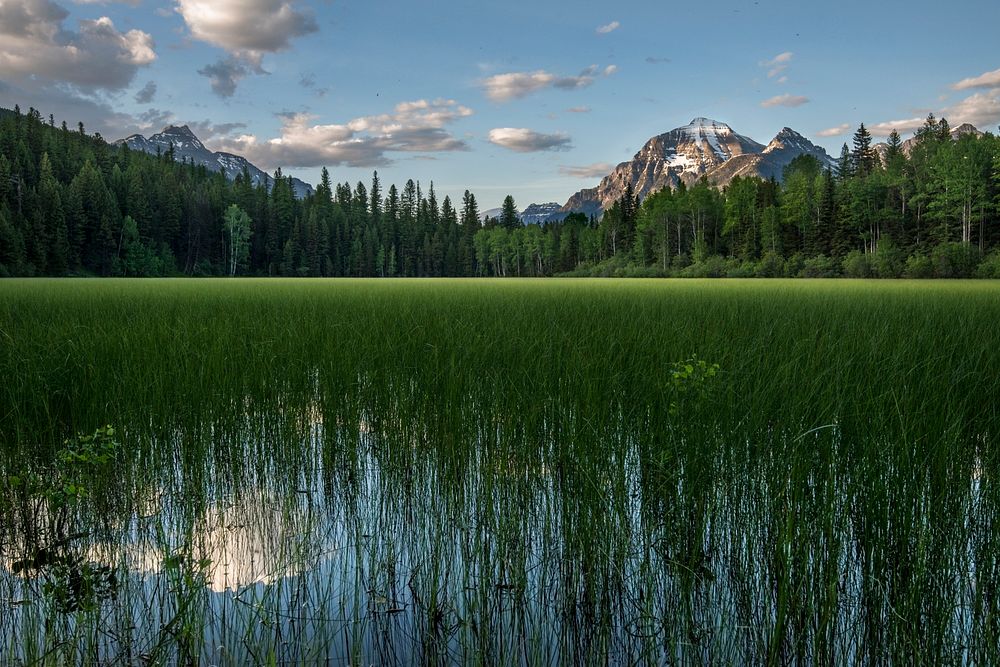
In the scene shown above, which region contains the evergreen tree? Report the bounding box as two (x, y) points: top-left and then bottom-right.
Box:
(2, 103), (999, 279)
(851, 123), (877, 177)
(885, 130), (903, 163)
(837, 143), (853, 181)
(500, 194), (520, 230)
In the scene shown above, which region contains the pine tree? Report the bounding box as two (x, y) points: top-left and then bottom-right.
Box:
(837, 143), (853, 181)
(369, 170), (382, 225)
(459, 190), (480, 274)
(914, 113), (941, 145)
(885, 130), (903, 163)
(500, 194), (520, 230)
(851, 123), (876, 177)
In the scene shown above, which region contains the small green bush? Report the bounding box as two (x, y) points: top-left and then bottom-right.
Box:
(931, 243), (981, 278)
(756, 251), (785, 278)
(798, 255), (840, 278)
(904, 253), (934, 278)
(976, 251), (1000, 279)
(842, 250), (874, 278)
(873, 239), (905, 278)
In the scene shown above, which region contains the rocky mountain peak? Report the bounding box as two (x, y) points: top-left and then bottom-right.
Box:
(117, 125), (313, 199)
(900, 122), (982, 156)
(763, 127), (813, 154)
(951, 123), (983, 137)
(163, 124), (196, 137)
(558, 117), (834, 218)
(152, 125), (206, 151)
(684, 117), (732, 132)
(774, 127), (803, 139)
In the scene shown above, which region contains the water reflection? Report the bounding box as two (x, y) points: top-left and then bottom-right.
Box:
(1, 389), (997, 665)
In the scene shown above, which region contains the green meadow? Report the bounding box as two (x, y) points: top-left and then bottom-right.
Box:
(1, 278), (999, 664)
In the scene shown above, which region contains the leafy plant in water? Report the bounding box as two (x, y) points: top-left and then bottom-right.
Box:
(41, 554), (118, 614)
(666, 355), (721, 417)
(8, 426), (121, 614)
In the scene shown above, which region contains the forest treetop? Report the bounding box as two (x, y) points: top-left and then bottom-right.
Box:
(1, 106), (999, 279)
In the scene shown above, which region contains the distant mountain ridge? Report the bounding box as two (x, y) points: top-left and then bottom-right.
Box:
(116, 125), (314, 199)
(477, 202), (563, 225)
(557, 118), (836, 219)
(520, 202), (562, 225)
(899, 122), (984, 155)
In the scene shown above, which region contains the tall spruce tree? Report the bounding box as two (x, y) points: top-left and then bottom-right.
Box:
(499, 195), (520, 230)
(851, 123), (877, 177)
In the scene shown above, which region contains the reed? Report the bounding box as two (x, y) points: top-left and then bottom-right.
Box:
(0, 278), (998, 664)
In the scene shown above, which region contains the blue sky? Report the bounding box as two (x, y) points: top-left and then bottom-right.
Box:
(2, 0), (999, 209)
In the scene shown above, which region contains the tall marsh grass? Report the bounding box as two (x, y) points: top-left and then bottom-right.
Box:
(0, 278), (998, 664)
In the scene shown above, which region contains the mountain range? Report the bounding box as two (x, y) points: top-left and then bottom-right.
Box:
(116, 125), (314, 199)
(898, 122), (984, 156)
(554, 118), (836, 220)
(118, 117), (981, 223)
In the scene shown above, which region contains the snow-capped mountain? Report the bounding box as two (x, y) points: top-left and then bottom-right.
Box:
(703, 127), (837, 184)
(560, 118), (835, 216)
(520, 202), (563, 224)
(116, 125), (314, 199)
(478, 202), (568, 225)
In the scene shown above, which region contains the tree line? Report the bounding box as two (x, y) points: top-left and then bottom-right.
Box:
(548, 118), (1000, 278)
(1, 105), (999, 278)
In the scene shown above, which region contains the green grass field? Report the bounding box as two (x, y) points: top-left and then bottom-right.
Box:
(1, 278), (999, 664)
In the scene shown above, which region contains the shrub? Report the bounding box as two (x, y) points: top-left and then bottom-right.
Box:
(842, 250), (874, 278)
(976, 251), (1000, 279)
(621, 264), (667, 278)
(671, 253), (692, 271)
(798, 255), (839, 278)
(904, 253), (933, 278)
(873, 239), (905, 278)
(783, 253), (806, 278)
(756, 251), (785, 278)
(931, 243), (981, 278)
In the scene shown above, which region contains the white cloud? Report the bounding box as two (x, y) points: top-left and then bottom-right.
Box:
(0, 0), (155, 91)
(480, 65), (617, 102)
(209, 99), (474, 169)
(488, 128), (572, 153)
(760, 51), (793, 78)
(175, 0), (317, 64)
(72, 0), (142, 5)
(816, 124), (851, 137)
(560, 162), (612, 178)
(566, 106), (591, 113)
(596, 21), (620, 34)
(761, 93), (809, 108)
(866, 117), (926, 136)
(942, 89), (1000, 128)
(952, 67), (1000, 91)
(868, 88), (1000, 136)
(481, 71), (571, 101)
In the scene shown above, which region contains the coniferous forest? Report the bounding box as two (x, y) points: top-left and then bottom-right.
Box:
(2, 105), (999, 279)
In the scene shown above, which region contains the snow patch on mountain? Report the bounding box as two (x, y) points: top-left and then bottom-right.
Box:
(116, 125), (314, 199)
(559, 118), (835, 217)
